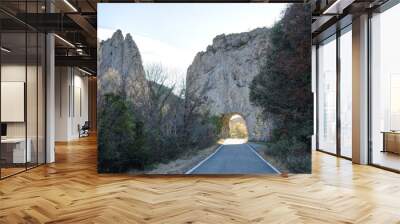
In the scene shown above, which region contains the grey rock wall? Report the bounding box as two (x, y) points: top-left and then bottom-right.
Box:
(186, 28), (273, 141)
(98, 30), (148, 105)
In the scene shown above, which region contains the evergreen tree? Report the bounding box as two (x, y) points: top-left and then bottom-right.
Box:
(250, 4), (313, 173)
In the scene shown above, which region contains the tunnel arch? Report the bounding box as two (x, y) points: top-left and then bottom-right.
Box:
(220, 112), (249, 140)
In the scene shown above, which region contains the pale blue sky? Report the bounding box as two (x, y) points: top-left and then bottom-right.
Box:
(98, 3), (287, 85)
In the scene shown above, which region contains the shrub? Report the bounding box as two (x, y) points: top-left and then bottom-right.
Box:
(249, 4), (312, 173)
(265, 135), (311, 173)
(98, 94), (147, 172)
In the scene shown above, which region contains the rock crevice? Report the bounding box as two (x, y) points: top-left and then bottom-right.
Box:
(98, 30), (149, 104)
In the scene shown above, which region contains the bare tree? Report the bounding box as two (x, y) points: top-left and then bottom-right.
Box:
(144, 63), (215, 149)
(182, 73), (208, 145)
(144, 63), (183, 137)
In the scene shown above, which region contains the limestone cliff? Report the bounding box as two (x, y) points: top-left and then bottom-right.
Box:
(98, 30), (148, 104)
(186, 28), (273, 141)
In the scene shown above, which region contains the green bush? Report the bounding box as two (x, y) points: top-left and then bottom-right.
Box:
(249, 4), (312, 173)
(98, 92), (222, 172)
(98, 94), (148, 172)
(265, 135), (311, 173)
(209, 115), (223, 136)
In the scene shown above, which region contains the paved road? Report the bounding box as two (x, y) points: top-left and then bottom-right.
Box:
(187, 143), (279, 174)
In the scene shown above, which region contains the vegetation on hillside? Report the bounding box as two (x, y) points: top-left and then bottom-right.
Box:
(98, 64), (221, 173)
(250, 4), (313, 173)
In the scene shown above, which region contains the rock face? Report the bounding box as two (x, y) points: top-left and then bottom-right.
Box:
(98, 30), (148, 104)
(186, 28), (273, 141)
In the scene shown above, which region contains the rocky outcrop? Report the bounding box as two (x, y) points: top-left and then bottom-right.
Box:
(98, 30), (148, 104)
(186, 28), (273, 141)
(99, 28), (273, 141)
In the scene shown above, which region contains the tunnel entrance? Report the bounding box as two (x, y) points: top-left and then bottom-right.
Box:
(220, 113), (248, 144)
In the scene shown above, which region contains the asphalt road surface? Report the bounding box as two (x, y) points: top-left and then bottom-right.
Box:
(187, 143), (279, 174)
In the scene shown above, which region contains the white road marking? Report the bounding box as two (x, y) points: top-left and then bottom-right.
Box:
(185, 145), (224, 174)
(246, 144), (281, 174)
(186, 143), (281, 174)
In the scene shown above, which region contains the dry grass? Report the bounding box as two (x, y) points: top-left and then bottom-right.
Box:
(249, 142), (289, 173)
(147, 144), (220, 174)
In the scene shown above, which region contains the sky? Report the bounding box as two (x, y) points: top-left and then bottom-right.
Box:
(98, 3), (287, 86)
